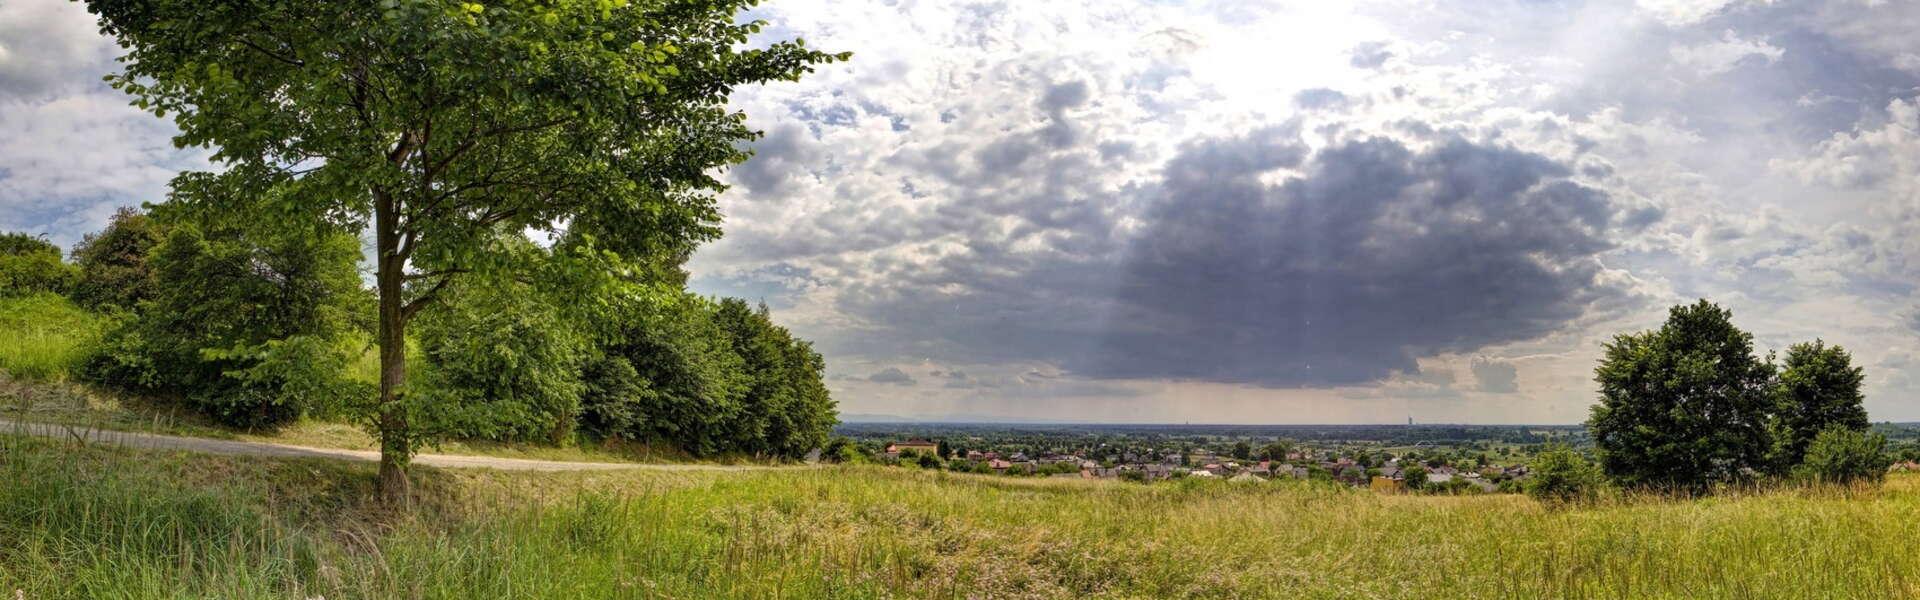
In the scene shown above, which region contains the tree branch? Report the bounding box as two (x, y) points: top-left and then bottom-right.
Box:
(403, 274), (457, 319)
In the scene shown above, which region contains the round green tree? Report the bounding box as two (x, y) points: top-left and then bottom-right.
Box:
(1769, 340), (1869, 472)
(1587, 300), (1776, 493)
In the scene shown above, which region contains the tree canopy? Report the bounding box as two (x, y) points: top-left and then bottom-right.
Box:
(1588, 300), (1777, 493)
(1770, 340), (1869, 472)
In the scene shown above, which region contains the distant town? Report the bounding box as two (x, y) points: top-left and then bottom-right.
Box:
(830, 422), (1920, 493)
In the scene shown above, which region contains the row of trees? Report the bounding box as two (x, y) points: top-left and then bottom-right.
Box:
(1539, 300), (1890, 500)
(7, 204), (837, 462)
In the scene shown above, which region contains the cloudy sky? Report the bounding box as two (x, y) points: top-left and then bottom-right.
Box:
(5, 0), (1919, 424)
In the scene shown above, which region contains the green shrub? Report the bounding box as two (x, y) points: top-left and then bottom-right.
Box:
(580, 293), (747, 456)
(69, 207), (164, 311)
(413, 274), (588, 444)
(1524, 445), (1604, 504)
(0, 233), (79, 297)
(1402, 465), (1428, 490)
(1794, 426), (1892, 485)
(84, 224), (367, 428)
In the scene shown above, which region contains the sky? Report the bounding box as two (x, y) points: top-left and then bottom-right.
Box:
(3, 0), (1919, 424)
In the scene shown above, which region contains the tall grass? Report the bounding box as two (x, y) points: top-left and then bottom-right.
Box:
(3, 436), (1918, 599)
(0, 293), (104, 381)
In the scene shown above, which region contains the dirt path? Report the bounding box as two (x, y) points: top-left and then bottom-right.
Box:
(0, 419), (776, 472)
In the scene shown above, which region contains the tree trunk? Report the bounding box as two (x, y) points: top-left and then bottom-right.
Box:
(374, 187), (411, 506)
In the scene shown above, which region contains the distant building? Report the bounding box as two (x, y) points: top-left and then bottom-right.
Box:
(1370, 476), (1406, 493)
(886, 439), (939, 455)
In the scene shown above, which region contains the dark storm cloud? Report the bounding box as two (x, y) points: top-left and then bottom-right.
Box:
(733, 122), (819, 196)
(1471, 359), (1519, 393)
(1078, 132), (1631, 386)
(821, 122), (1638, 390)
(867, 367), (916, 385)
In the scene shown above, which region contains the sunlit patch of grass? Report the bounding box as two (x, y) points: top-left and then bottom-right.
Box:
(0, 293), (104, 381)
(3, 437), (1917, 599)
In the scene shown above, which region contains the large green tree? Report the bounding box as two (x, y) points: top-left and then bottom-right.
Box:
(1769, 340), (1869, 472)
(89, 0), (844, 500)
(1588, 300), (1777, 493)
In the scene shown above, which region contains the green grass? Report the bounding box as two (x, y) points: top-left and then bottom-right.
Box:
(0, 292), (104, 381)
(2, 436), (1917, 599)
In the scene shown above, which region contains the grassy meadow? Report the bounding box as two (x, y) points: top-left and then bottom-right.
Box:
(2, 434), (1916, 599)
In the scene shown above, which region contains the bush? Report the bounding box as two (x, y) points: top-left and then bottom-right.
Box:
(822, 436), (865, 464)
(1524, 446), (1603, 505)
(580, 293), (747, 456)
(1794, 426), (1892, 485)
(0, 233), (79, 297)
(413, 274), (588, 444)
(70, 207), (164, 311)
(83, 224), (367, 428)
(1402, 465), (1428, 490)
(198, 335), (370, 428)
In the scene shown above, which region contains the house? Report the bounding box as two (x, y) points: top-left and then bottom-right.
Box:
(1144, 464), (1174, 480)
(886, 439), (939, 455)
(989, 459), (1011, 473)
(1370, 476), (1406, 493)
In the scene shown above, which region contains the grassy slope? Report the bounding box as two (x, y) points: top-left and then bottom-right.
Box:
(2, 436), (1916, 599)
(0, 293), (105, 381)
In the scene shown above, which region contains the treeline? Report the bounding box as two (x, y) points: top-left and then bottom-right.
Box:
(1529, 300), (1890, 502)
(0, 208), (835, 459)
